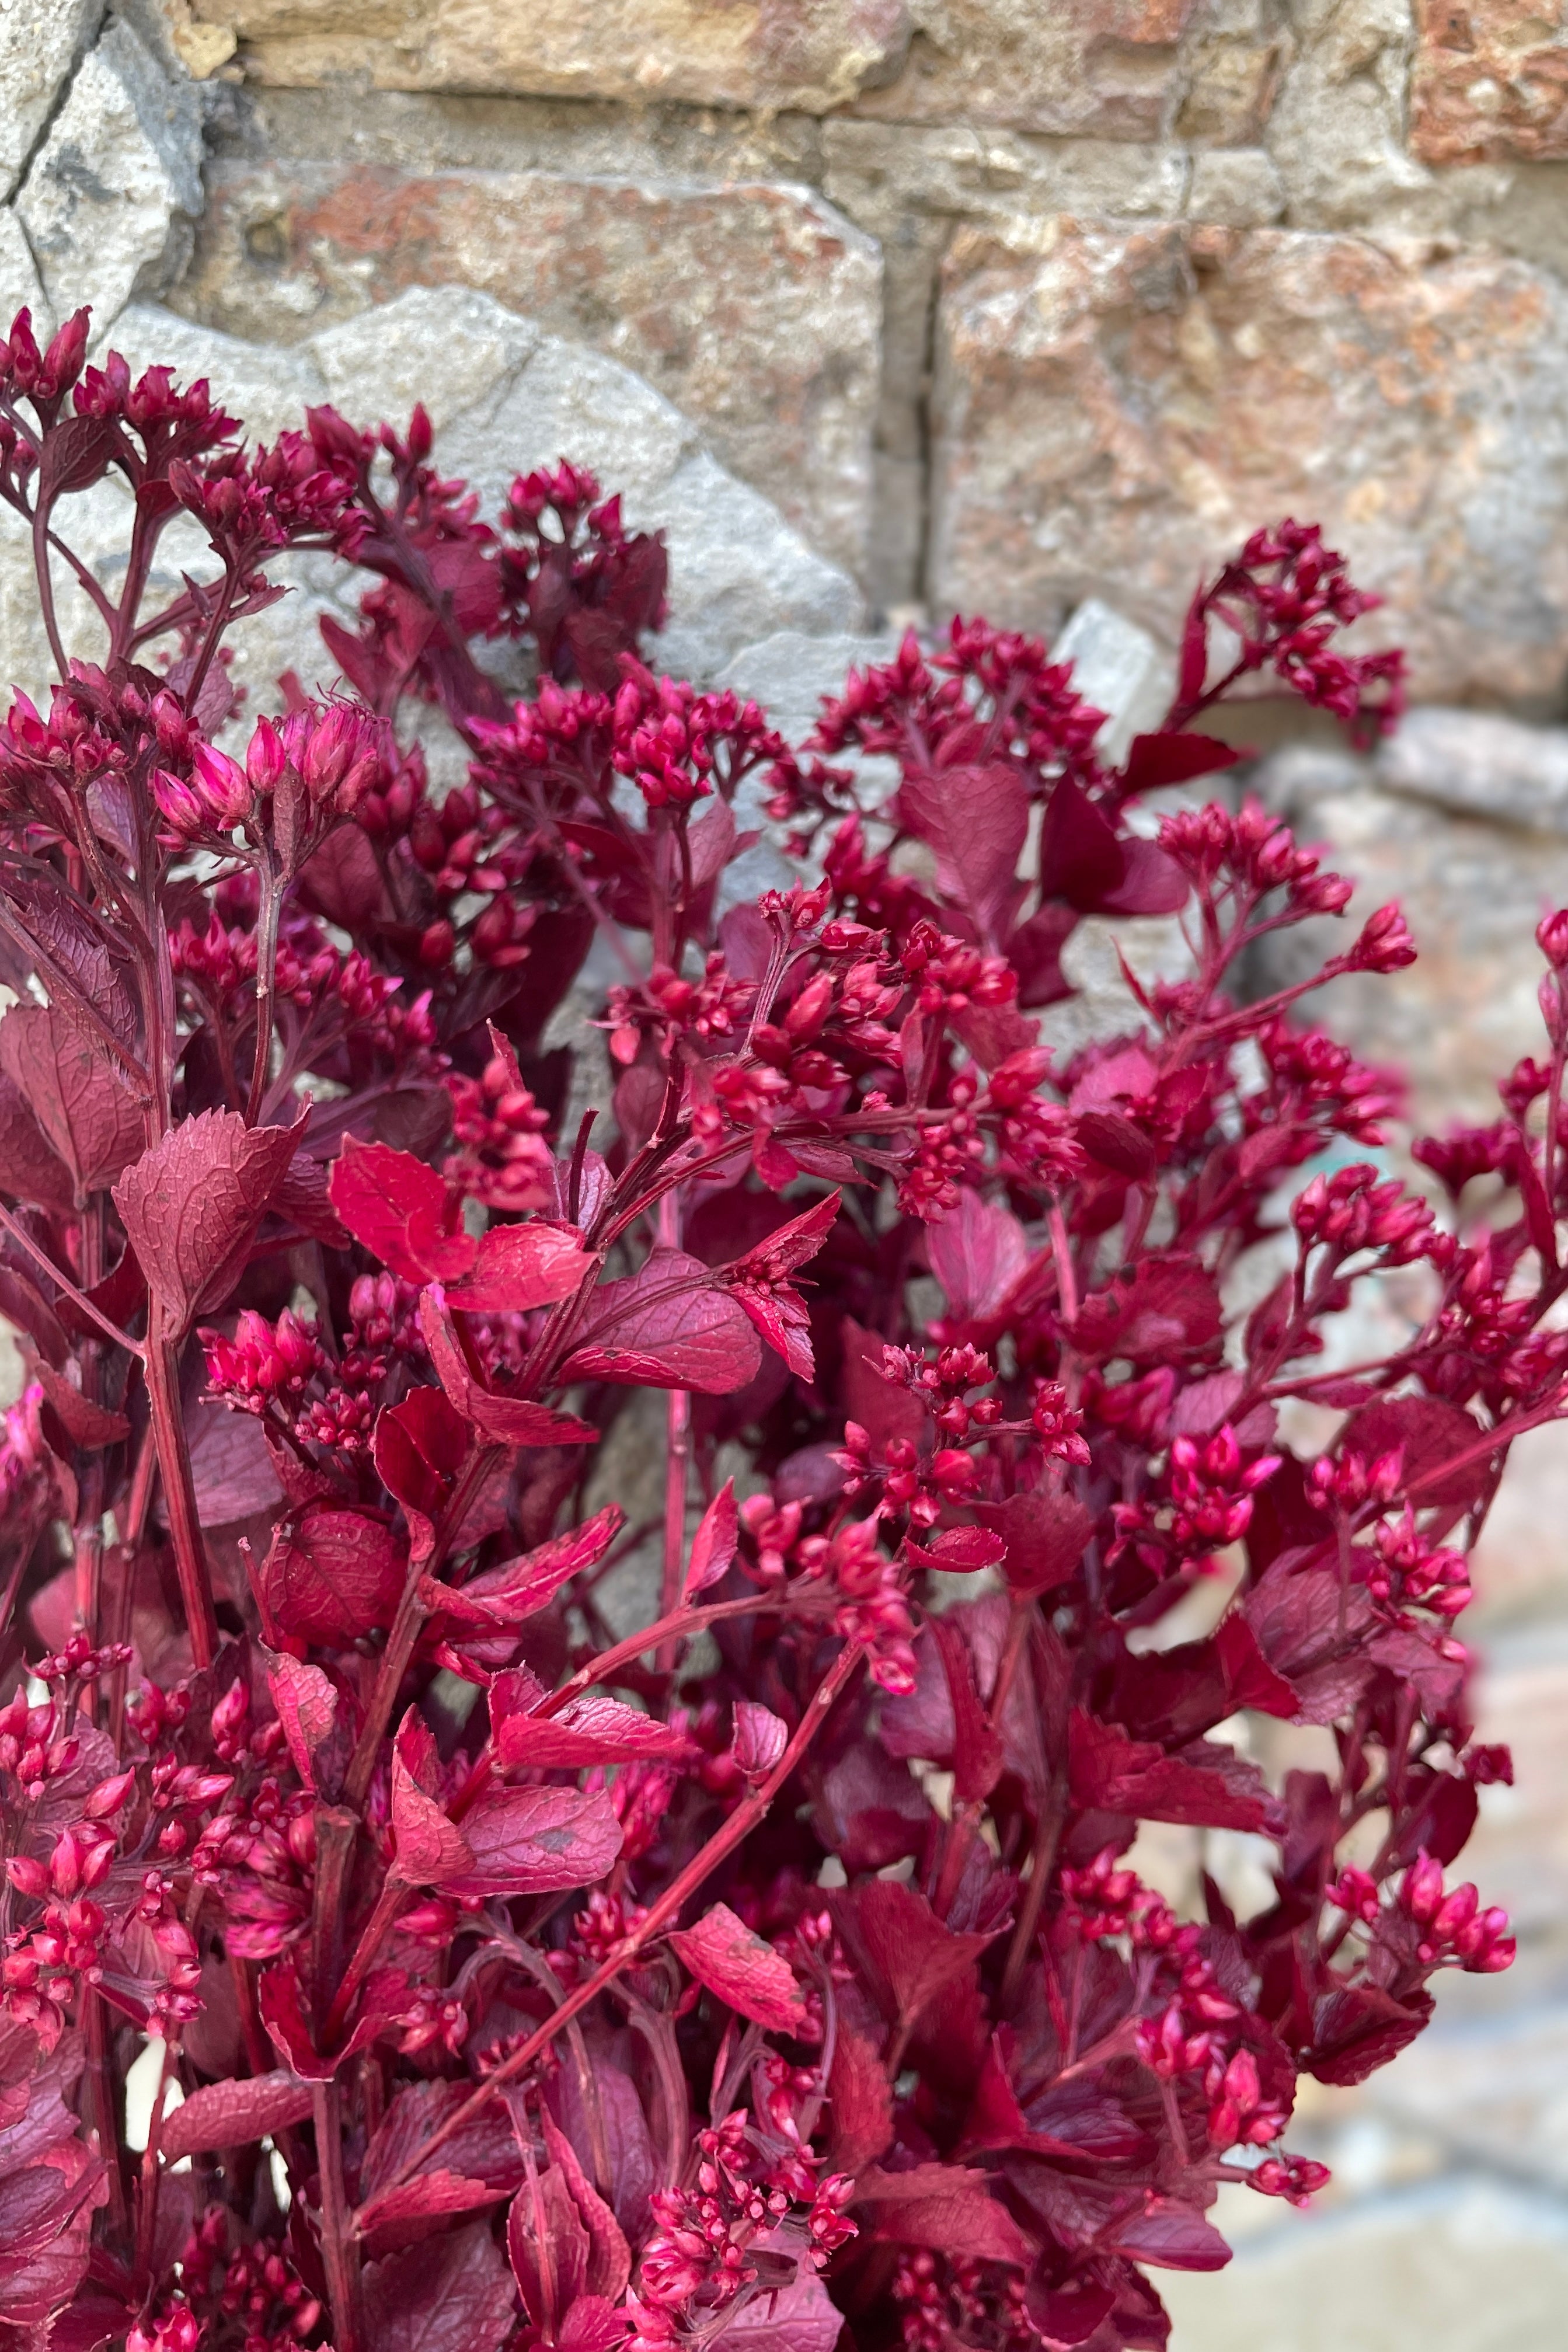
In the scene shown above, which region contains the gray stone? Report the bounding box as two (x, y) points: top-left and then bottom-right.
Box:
(714, 629), (900, 902)
(715, 629), (899, 752)
(16, 18), (204, 339)
(0, 287), (863, 727)
(0, 0), (99, 201)
(1377, 705), (1568, 834)
(310, 287), (542, 440)
(170, 160), (883, 581)
(931, 216), (1568, 706)
(1186, 147), (1287, 226)
(0, 210), (51, 339)
(646, 451), (860, 684)
(1050, 597), (1175, 765)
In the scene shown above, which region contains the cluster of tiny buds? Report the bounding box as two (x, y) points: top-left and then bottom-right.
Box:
(892, 2252), (1036, 2352)
(444, 1057), (553, 1211)
(1292, 1162), (1435, 1263)
(1329, 1853), (1514, 1973)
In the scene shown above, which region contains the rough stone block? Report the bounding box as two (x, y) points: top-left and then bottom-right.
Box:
(0, 0), (99, 200)
(193, 0), (911, 113)
(1412, 0), (1568, 165)
(40, 290), (860, 718)
(16, 19), (204, 339)
(851, 0), (1199, 140)
(931, 218), (1568, 705)
(1050, 596), (1174, 764)
(1264, 0), (1434, 228)
(172, 160), (881, 579)
(1378, 706), (1568, 832)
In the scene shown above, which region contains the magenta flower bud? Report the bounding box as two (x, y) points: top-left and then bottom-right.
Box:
(41, 306), (90, 393)
(190, 738), (252, 825)
(1402, 1851), (1445, 1925)
(246, 715), (287, 794)
(84, 1768), (137, 1818)
(150, 768), (207, 841)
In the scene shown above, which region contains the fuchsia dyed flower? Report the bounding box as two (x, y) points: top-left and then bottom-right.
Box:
(0, 297), (1543, 2352)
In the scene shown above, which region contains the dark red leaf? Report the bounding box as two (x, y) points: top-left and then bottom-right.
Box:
(424, 1504), (623, 1636)
(1339, 1395), (1492, 1510)
(362, 2221), (518, 2352)
(928, 1615), (1003, 1803)
(974, 1490), (1093, 1597)
(928, 1189), (1029, 1322)
(683, 1477), (738, 1598)
(159, 2071), (313, 2163)
(1039, 775), (1125, 911)
(1120, 732), (1243, 792)
(562, 1248), (762, 1392)
(1096, 835), (1190, 916)
(374, 1389), (471, 1524)
(828, 2024), (894, 2171)
(832, 1880), (997, 2034)
(0, 1074), (74, 1211)
(253, 1506), (406, 1646)
(264, 1647), (342, 1792)
(32, 1363), (128, 1451)
(898, 763), (1029, 936)
(328, 1135), (473, 1283)
(0, 1006), (143, 1204)
(493, 1688), (694, 1771)
(442, 1782), (622, 1898)
(668, 1902), (807, 2033)
(859, 2164), (1033, 2267)
(444, 1219), (594, 1311)
(1068, 1711), (1281, 1833)
(113, 1110), (305, 1331)
(1071, 1252), (1223, 1367)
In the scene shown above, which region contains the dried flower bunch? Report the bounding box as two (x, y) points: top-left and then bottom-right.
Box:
(0, 302), (1540, 2352)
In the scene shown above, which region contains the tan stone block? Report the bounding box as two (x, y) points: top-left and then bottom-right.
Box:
(930, 218), (1568, 703)
(174, 161), (880, 579)
(194, 0), (911, 112)
(851, 0), (1198, 140)
(1411, 0), (1568, 165)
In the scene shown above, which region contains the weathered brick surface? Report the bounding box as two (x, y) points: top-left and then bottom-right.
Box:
(1412, 0), (1568, 164)
(173, 160), (881, 579)
(931, 218), (1568, 702)
(191, 0), (911, 111)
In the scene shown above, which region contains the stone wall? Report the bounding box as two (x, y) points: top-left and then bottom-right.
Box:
(6, 8), (1568, 2350)
(135, 0), (1568, 712)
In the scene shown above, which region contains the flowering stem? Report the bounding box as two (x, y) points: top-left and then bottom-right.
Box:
(313, 2081), (363, 2352)
(657, 1187), (690, 1674)
(1001, 1761), (1068, 2012)
(344, 1442), (504, 1809)
(133, 2033), (178, 2283)
(243, 853), (282, 1126)
(143, 1322), (217, 1671)
(375, 1640), (865, 2196)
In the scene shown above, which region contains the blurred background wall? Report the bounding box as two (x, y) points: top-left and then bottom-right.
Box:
(6, 4), (1568, 2345)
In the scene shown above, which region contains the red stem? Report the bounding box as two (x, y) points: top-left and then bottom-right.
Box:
(374, 1640), (863, 2196)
